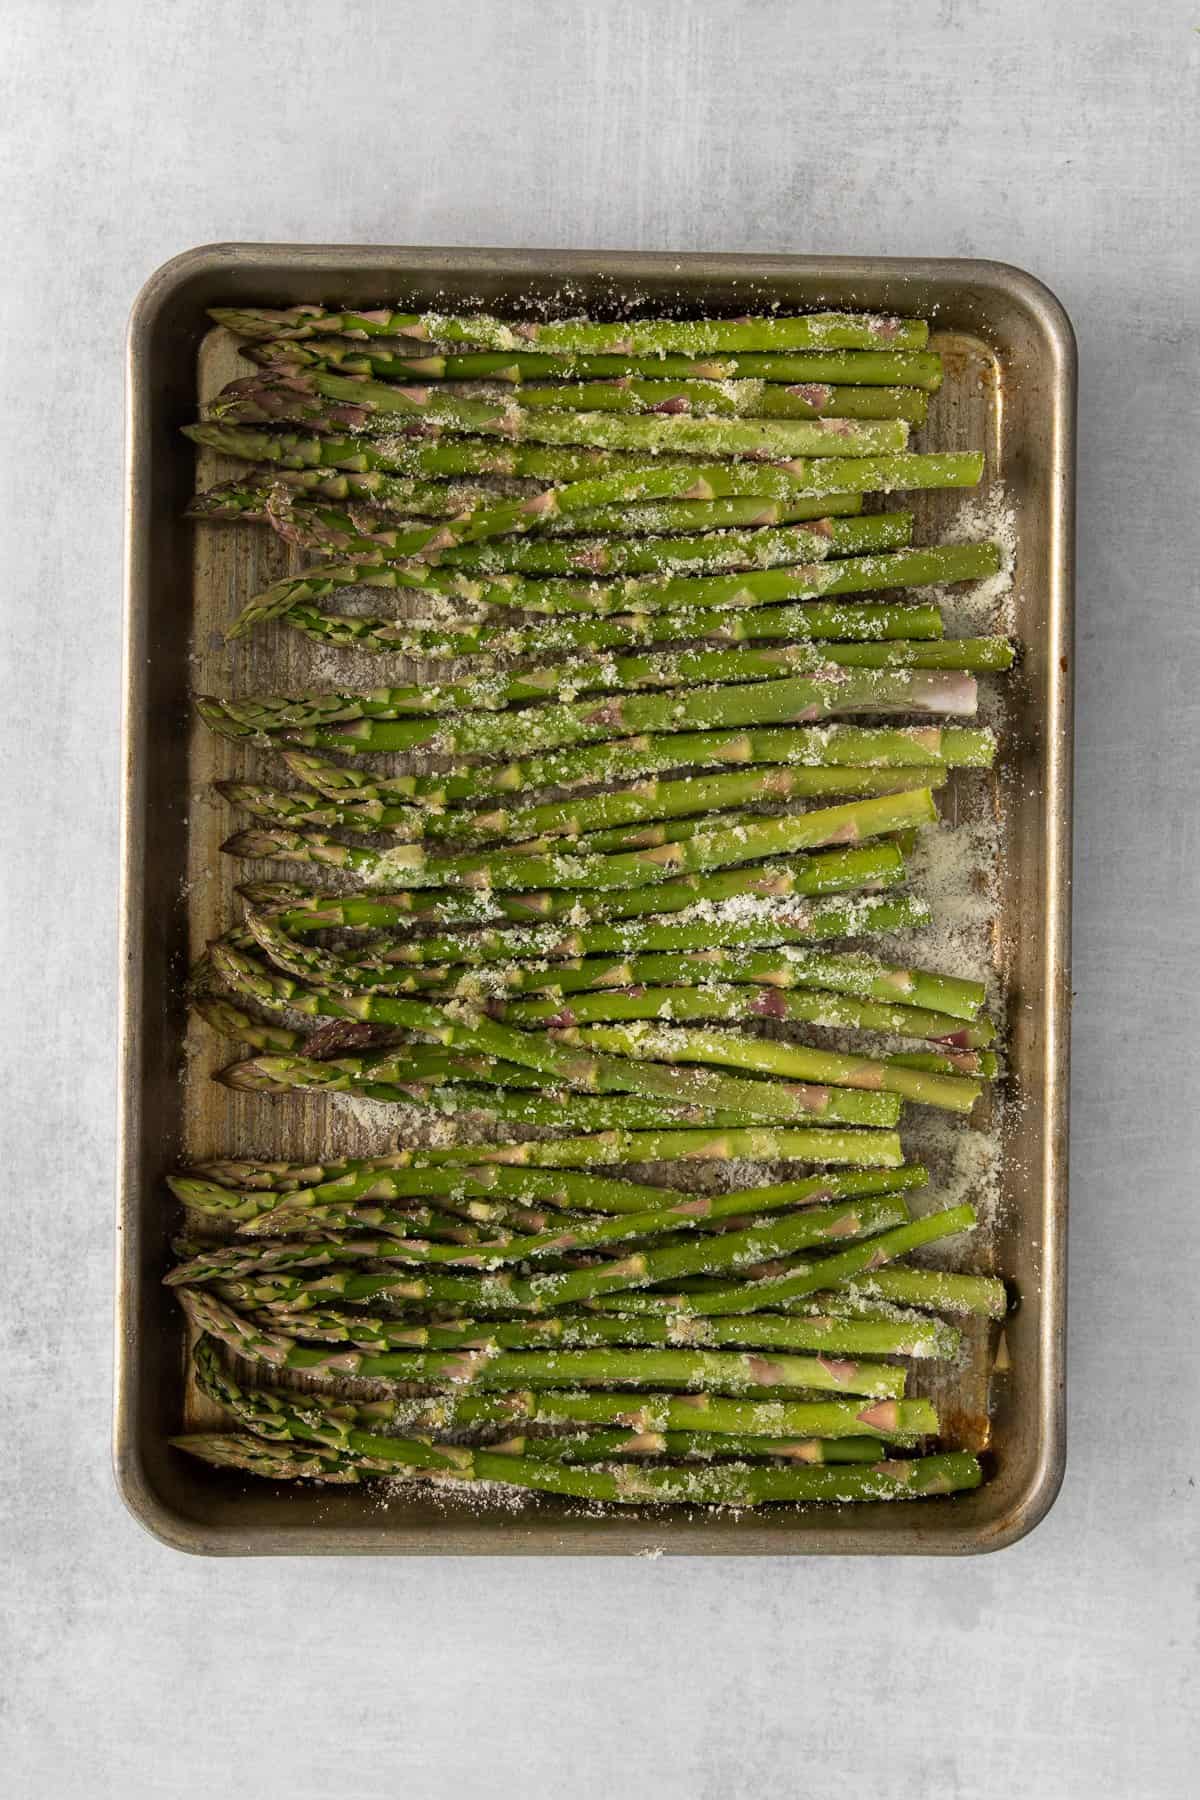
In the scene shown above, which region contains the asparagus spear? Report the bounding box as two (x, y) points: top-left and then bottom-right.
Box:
(230, 438), (890, 605)
(460, 377), (928, 422)
(240, 1300), (960, 1360)
(295, 374), (928, 422)
(237, 768), (937, 845)
(187, 1332), (945, 1451)
(168, 1167), (924, 1281)
(216, 910), (968, 1016)
(508, 1430), (888, 1463)
(259, 503), (910, 577)
(193, 473), (869, 535)
(212, 926), (961, 1063)
(282, 724), (993, 815)
(169, 1161), (703, 1226)
(219, 1044), (902, 1128)
(244, 346), (932, 418)
(244, 842), (907, 937)
(214, 660), (978, 757)
(186, 422), (981, 495)
(632, 1206), (979, 1318)
(228, 924), (924, 1130)
(238, 1152), (909, 1220)
(370, 754), (973, 848)
(191, 992), (302, 1053)
(281, 596), (945, 658)
(210, 305), (930, 353)
(214, 637), (946, 737)
(502, 983), (995, 1046)
(174, 1423), (978, 1502)
(235, 792), (937, 910)
(209, 1052), (808, 1133)
(188, 1190), (914, 1314)
(173, 1426), (984, 1503)
(220, 469), (900, 637)
(551, 1024), (982, 1114)
(209, 369), (912, 459)
(188, 1292), (908, 1395)
(243, 342), (946, 387)
(233, 541), (1000, 636)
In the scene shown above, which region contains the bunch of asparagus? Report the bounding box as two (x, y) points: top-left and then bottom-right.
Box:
(172, 302), (1009, 1511)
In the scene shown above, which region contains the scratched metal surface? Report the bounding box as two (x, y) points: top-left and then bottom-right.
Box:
(119, 247), (1073, 1554)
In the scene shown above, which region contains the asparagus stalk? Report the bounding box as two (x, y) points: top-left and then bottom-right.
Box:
(203, 668), (976, 747)
(230, 924), (925, 1130)
(836, 1266), (1008, 1318)
(210, 1056), (800, 1133)
(390, 757), (966, 848)
(212, 924), (959, 1060)
(221, 471), (901, 638)
(211, 900), (942, 1015)
(233, 541), (1000, 636)
(244, 841), (907, 936)
(551, 1024), (982, 1114)
(241, 1300), (960, 1360)
(634, 1205), (979, 1318)
(283, 724), (994, 815)
(227, 442), (890, 612)
(193, 474), (873, 538)
(227, 1152), (910, 1238)
(317, 375), (928, 422)
(219, 1045), (902, 1129)
(224, 785), (938, 895)
(189, 1339), (943, 1447)
(173, 1426), (983, 1502)
(213, 637), (944, 737)
(170, 1161), (702, 1227)
(168, 1165), (924, 1279)
(503, 983), (995, 1047)
(216, 912), (972, 1016)
(188, 1190), (913, 1314)
(244, 346), (931, 418)
(188, 1294), (908, 1396)
(556, 1262), (1008, 1320)
(281, 596), (945, 659)
(209, 370), (912, 459)
(511, 1431), (888, 1464)
(186, 422), (981, 496)
(244, 342), (945, 387)
(191, 992), (302, 1053)
(453, 377), (929, 422)
(259, 504), (911, 577)
(211, 305), (930, 353)
(241, 768), (938, 843)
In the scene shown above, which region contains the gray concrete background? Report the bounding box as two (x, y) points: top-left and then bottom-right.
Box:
(2, 2), (1197, 1795)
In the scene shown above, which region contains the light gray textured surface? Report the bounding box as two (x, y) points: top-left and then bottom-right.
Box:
(2, 2), (1197, 1795)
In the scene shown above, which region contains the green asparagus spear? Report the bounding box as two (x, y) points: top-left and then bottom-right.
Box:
(233, 541), (1000, 636)
(281, 596), (944, 658)
(282, 723), (993, 813)
(209, 369), (912, 458)
(550, 1024), (982, 1114)
(259, 502), (910, 578)
(210, 305), (930, 353)
(243, 342), (945, 387)
(186, 422), (981, 495)
(502, 982), (994, 1046)
(187, 1190), (914, 1314)
(239, 1300), (960, 1360)
(244, 842), (907, 937)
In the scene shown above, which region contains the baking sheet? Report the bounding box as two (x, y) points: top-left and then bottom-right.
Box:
(118, 247), (1074, 1554)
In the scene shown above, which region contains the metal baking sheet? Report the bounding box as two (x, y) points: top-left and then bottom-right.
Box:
(118, 245), (1074, 1555)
